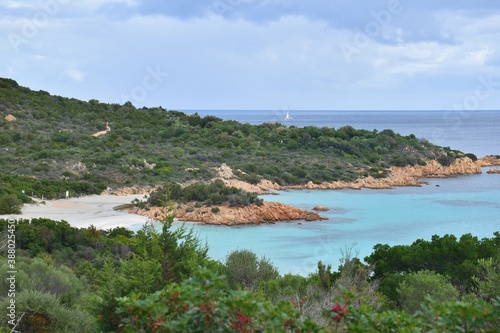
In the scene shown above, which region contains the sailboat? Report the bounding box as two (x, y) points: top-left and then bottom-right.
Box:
(284, 110), (292, 121)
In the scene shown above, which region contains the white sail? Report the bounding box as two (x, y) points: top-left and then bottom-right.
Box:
(285, 110), (292, 121)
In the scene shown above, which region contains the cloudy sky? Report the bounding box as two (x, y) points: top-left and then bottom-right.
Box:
(1, 0), (500, 110)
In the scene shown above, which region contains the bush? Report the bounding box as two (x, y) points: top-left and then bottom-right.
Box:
(0, 194), (22, 214)
(0, 257), (97, 332)
(225, 249), (279, 290)
(397, 270), (459, 314)
(148, 180), (263, 208)
(116, 268), (311, 333)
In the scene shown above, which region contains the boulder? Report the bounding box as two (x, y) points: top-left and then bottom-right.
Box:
(4, 114), (16, 122)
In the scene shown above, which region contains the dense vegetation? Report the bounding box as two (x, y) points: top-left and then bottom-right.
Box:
(0, 77), (471, 213)
(0, 216), (498, 332)
(146, 179), (263, 208)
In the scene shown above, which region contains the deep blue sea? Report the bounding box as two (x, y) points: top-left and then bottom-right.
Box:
(176, 110), (500, 275)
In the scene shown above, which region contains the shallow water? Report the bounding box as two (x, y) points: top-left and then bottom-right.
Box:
(160, 110), (500, 274)
(176, 169), (500, 275)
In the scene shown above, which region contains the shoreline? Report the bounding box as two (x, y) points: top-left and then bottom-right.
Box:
(219, 156), (489, 193)
(8, 194), (149, 229)
(6, 156), (499, 228)
(125, 157), (493, 226)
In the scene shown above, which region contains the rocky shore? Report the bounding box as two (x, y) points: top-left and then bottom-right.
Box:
(129, 201), (327, 225)
(254, 157), (483, 191)
(479, 155), (500, 167)
(124, 156), (495, 225)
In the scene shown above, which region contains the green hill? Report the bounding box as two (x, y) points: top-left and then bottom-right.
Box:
(0, 77), (468, 204)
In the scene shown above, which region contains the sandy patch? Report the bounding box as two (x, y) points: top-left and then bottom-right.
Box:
(52, 202), (82, 209)
(8, 195), (151, 230)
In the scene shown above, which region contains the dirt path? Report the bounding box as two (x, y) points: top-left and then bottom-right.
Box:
(92, 122), (111, 137)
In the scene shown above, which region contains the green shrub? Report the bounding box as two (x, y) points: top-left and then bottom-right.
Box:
(116, 268), (312, 333)
(397, 270), (459, 314)
(225, 249), (279, 290)
(0, 194), (22, 214)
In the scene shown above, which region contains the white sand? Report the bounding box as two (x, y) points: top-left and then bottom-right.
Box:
(8, 195), (151, 230)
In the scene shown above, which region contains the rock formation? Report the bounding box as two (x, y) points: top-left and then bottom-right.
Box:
(479, 155), (500, 166)
(124, 157), (483, 225)
(258, 157), (482, 191)
(130, 201), (328, 225)
(4, 114), (16, 122)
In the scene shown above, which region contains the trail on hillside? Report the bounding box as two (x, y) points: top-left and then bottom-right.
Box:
(92, 122), (110, 137)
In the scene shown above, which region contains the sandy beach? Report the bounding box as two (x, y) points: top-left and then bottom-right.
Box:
(8, 194), (151, 230)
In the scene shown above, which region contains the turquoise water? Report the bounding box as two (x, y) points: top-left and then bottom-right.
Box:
(170, 110), (500, 275)
(176, 169), (500, 275)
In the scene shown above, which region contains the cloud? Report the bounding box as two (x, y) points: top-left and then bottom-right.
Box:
(64, 69), (85, 82)
(1, 0), (499, 110)
(0, 1), (33, 9)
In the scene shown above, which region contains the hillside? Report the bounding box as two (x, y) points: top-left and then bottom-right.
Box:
(0, 77), (474, 201)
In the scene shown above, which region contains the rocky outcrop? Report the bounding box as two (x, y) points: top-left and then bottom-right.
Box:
(487, 168), (500, 174)
(130, 201), (328, 225)
(143, 159), (156, 170)
(222, 179), (268, 194)
(124, 157), (482, 225)
(479, 155), (500, 167)
(211, 163), (269, 194)
(283, 157), (482, 190)
(4, 114), (16, 122)
(312, 205), (330, 211)
(407, 157), (482, 177)
(209, 158), (482, 193)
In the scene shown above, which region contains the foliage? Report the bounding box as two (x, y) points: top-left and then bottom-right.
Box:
(93, 211), (213, 332)
(225, 249), (279, 290)
(147, 180), (263, 208)
(0, 212), (498, 331)
(365, 232), (500, 302)
(0, 78), (467, 211)
(0, 257), (97, 332)
(116, 268), (317, 333)
(337, 296), (500, 332)
(0, 174), (106, 213)
(397, 270), (459, 314)
(473, 256), (500, 302)
(0, 194), (22, 214)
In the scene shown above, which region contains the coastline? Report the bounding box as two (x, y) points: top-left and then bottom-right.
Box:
(7, 156), (499, 228)
(9, 194), (149, 229)
(255, 156), (497, 191)
(127, 156), (496, 226)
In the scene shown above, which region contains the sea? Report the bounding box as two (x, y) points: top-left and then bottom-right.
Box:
(174, 110), (500, 275)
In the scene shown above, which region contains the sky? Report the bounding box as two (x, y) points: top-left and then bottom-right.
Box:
(1, 0), (500, 110)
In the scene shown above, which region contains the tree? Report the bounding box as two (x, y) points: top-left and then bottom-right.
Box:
(116, 268), (314, 333)
(92, 202), (212, 332)
(225, 249), (279, 290)
(0, 194), (22, 214)
(473, 257), (500, 302)
(0, 257), (97, 332)
(397, 270), (459, 314)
